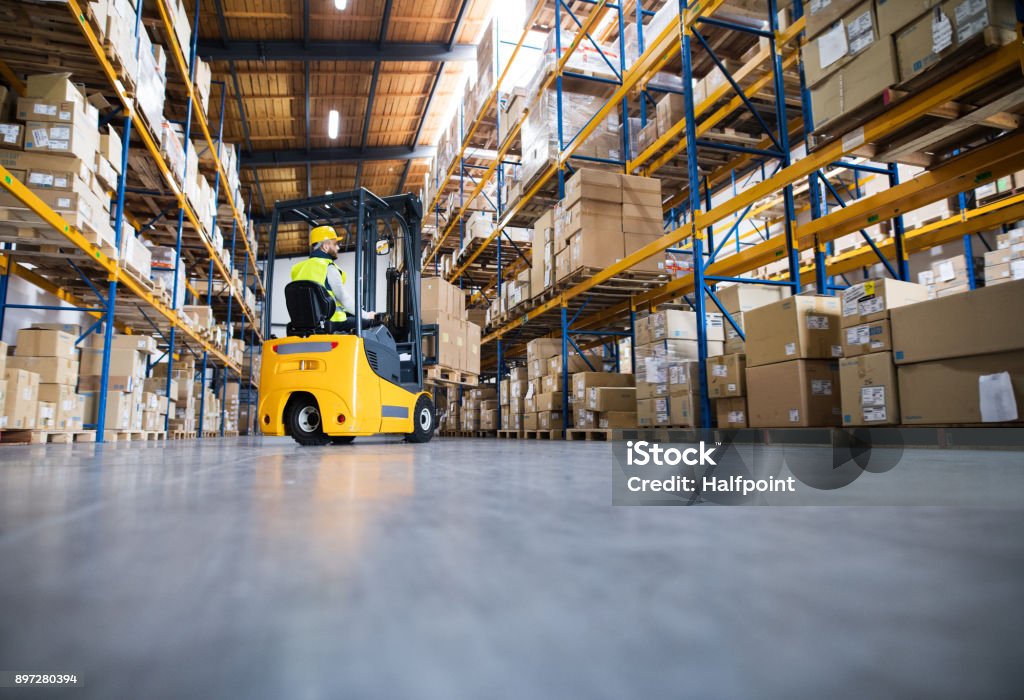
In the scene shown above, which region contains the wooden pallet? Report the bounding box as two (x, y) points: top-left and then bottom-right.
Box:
(424, 366), (480, 387)
(103, 430), (167, 442)
(201, 431), (221, 438)
(566, 429), (616, 441)
(452, 430), (495, 438)
(497, 429), (524, 439)
(0, 429), (96, 445)
(523, 429), (562, 440)
(170, 431), (198, 440)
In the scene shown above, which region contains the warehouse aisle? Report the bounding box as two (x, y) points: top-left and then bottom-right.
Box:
(1, 438), (1022, 698)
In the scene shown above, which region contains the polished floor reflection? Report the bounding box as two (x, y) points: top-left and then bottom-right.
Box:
(0, 437), (1022, 698)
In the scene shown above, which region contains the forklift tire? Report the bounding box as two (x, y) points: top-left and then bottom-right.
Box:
(405, 395), (435, 443)
(331, 436), (356, 445)
(285, 395), (332, 446)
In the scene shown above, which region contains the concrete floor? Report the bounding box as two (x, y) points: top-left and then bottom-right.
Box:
(0, 436), (1022, 698)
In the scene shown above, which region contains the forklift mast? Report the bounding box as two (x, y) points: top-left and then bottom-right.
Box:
(264, 188), (426, 390)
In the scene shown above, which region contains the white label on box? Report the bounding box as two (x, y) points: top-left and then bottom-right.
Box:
(861, 386), (886, 407)
(860, 296), (884, 315)
(33, 103), (57, 116)
(0, 124), (18, 143)
(818, 22), (848, 70)
(22, 388), (31, 400)
(932, 10), (953, 53)
(785, 342), (796, 356)
(28, 172), (53, 186)
(48, 140), (68, 151)
(56, 197), (72, 209)
(832, 345), (844, 357)
(979, 372), (1018, 423)
(846, 10), (875, 54)
(863, 406), (887, 423)
(842, 288), (863, 316)
(807, 315), (830, 330)
(31, 128), (49, 147)
(54, 176), (68, 188)
(955, 0), (989, 43)
(728, 411), (745, 423)
(870, 339), (884, 349)
(727, 383), (737, 393)
(789, 409), (800, 423)
(712, 364), (728, 378)
(937, 260), (956, 282)
(1011, 260), (1024, 280)
(811, 379), (832, 396)
(847, 326), (869, 345)
(49, 126), (71, 140)
(810, 0), (830, 13)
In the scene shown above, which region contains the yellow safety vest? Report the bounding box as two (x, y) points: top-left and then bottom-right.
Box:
(291, 257), (347, 322)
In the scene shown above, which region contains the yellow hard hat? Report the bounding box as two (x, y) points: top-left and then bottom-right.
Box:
(310, 225), (342, 246)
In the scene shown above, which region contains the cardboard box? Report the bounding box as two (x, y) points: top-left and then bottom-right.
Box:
(715, 397), (748, 429)
(527, 338), (562, 364)
(655, 93), (685, 136)
(88, 332), (159, 355)
(668, 393), (702, 428)
(39, 383), (78, 429)
(36, 401), (56, 430)
(811, 39), (899, 129)
(523, 412), (539, 430)
(707, 353), (746, 398)
(531, 209), (554, 297)
(542, 373), (565, 394)
(648, 308), (724, 342)
(841, 319), (893, 357)
(724, 312), (745, 354)
(15, 328), (77, 358)
(746, 359), (842, 427)
(0, 122), (23, 149)
(597, 411), (637, 429)
(875, 0), (942, 36)
(547, 353), (597, 376)
(563, 168), (621, 208)
(805, 0), (866, 38)
(896, 0), (1018, 83)
(891, 278), (1024, 364)
(586, 386), (636, 412)
(567, 229), (624, 272)
(715, 285), (788, 315)
(535, 392), (564, 412)
(7, 356), (78, 386)
(4, 368), (40, 429)
(0, 341), (6, 374)
(840, 352), (900, 426)
(667, 361), (700, 396)
(24, 120), (100, 161)
(744, 295), (843, 367)
(899, 350), (1024, 424)
(103, 391), (134, 430)
(841, 278), (928, 327)
(538, 411), (563, 431)
(555, 245), (573, 282)
(636, 398), (663, 427)
(80, 347), (146, 378)
(803, 1), (879, 88)
(571, 372), (634, 401)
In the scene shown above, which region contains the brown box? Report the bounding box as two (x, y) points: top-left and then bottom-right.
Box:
(523, 412), (539, 430)
(876, 0), (942, 36)
(542, 373), (564, 394)
(746, 359), (842, 427)
(842, 319), (893, 358)
(87, 332), (159, 355)
(480, 409), (499, 430)
(841, 278), (928, 328)
(547, 352), (597, 376)
(39, 383), (77, 429)
(744, 295), (843, 367)
(805, 0), (866, 38)
(0, 122), (23, 149)
(527, 338), (564, 365)
(667, 361), (700, 396)
(7, 356), (78, 386)
(715, 285), (788, 315)
(466, 322), (481, 375)
(80, 347), (146, 379)
(811, 39), (899, 129)
(898, 351), (1024, 424)
(531, 209), (554, 297)
(536, 392), (564, 412)
(896, 0), (1017, 83)
(668, 393), (702, 428)
(421, 276), (451, 323)
(586, 386), (636, 412)
(567, 229), (624, 272)
(803, 1), (879, 88)
(103, 391), (134, 430)
(538, 411), (564, 430)
(563, 168), (621, 208)
(655, 93), (685, 137)
(891, 278), (1024, 364)
(555, 245), (573, 282)
(4, 368), (40, 429)
(597, 411), (637, 429)
(571, 371), (634, 401)
(623, 233), (666, 273)
(715, 397), (748, 428)
(636, 398), (662, 427)
(562, 199), (623, 239)
(15, 328), (77, 358)
(707, 353), (746, 398)
(840, 352), (900, 426)
(648, 308), (725, 342)
(724, 312), (745, 354)
(36, 401), (56, 430)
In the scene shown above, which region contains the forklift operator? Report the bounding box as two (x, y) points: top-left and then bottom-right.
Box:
(291, 225), (379, 333)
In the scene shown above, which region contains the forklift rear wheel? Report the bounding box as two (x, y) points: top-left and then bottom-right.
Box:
(405, 395), (435, 443)
(331, 436), (356, 445)
(286, 395), (331, 446)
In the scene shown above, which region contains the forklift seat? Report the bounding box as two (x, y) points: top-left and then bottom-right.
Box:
(284, 280), (347, 337)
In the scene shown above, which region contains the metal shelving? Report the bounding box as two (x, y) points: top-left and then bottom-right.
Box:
(421, 0), (1024, 431)
(0, 0), (267, 440)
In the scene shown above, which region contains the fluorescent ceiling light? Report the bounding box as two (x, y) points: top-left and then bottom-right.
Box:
(335, 0), (348, 10)
(325, 190), (333, 195)
(327, 110), (339, 139)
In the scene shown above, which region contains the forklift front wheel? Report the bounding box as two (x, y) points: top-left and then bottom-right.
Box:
(286, 394), (332, 446)
(405, 395), (435, 444)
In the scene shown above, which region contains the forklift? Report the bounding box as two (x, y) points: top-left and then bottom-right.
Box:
(258, 188), (435, 445)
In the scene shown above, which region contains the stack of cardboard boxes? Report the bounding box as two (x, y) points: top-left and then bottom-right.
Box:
(0, 74), (118, 249)
(807, 0), (1017, 130)
(155, 355), (195, 433)
(524, 338), (566, 431)
(81, 332), (159, 431)
(194, 383), (221, 433)
(2, 342), (40, 430)
(892, 278), (1024, 424)
(8, 327), (85, 431)
(984, 227), (1024, 287)
(421, 277), (482, 377)
(460, 386), (497, 432)
(501, 366), (530, 431)
(634, 308), (724, 427)
(920, 254), (984, 298)
(575, 372), (637, 430)
(838, 279), (928, 426)
(744, 296), (844, 427)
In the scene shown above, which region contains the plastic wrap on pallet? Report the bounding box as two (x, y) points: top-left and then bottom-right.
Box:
(538, 29), (622, 80)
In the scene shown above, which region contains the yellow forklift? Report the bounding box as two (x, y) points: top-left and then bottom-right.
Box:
(258, 189), (435, 445)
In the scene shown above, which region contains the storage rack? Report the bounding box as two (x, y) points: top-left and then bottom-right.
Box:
(0, 0), (267, 440)
(421, 0), (1024, 433)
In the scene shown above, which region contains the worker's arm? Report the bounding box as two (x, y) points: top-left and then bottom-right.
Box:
(325, 264), (374, 320)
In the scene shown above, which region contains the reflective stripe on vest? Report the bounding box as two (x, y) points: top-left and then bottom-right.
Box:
(291, 257), (347, 322)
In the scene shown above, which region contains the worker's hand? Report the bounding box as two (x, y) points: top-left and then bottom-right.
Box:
(373, 312), (391, 326)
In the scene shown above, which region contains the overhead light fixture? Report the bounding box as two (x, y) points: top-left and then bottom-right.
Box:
(334, 0), (348, 10)
(327, 110), (339, 139)
(325, 190), (333, 195)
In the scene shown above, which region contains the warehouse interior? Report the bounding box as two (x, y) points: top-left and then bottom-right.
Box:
(1, 0), (1023, 696)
